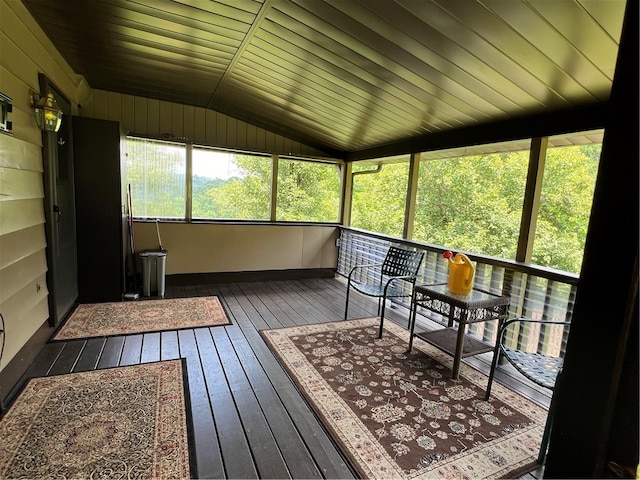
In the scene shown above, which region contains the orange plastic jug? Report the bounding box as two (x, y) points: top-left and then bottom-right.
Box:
(444, 251), (475, 295)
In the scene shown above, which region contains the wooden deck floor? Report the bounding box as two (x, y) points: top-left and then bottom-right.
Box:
(7, 277), (546, 479)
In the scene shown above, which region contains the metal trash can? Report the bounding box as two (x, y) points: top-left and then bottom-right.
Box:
(139, 249), (167, 298)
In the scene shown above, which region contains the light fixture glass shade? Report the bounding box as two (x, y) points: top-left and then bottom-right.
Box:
(34, 92), (63, 132)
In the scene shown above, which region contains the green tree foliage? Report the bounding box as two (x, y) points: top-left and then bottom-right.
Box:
(414, 152), (528, 259)
(351, 145), (598, 273)
(532, 145), (599, 272)
(413, 146), (598, 273)
(203, 155), (271, 220)
(191, 176), (225, 218)
(351, 162), (409, 237)
(276, 159), (341, 222)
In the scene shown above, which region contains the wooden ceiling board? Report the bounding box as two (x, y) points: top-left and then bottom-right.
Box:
(20, 11), (240, 82)
(82, 65), (215, 96)
(212, 81), (364, 149)
(26, 0), (247, 52)
(578, 0), (627, 39)
(212, 79), (410, 152)
(41, 30), (232, 75)
(208, 94), (348, 155)
(228, 58), (401, 139)
(526, 0), (623, 80)
(423, 1), (578, 107)
(171, 0), (266, 17)
(242, 33), (444, 133)
(21, 0), (625, 155)
(351, 0), (537, 115)
(483, 0), (618, 95)
(273, 1), (493, 125)
(225, 68), (379, 143)
(252, 17), (473, 135)
(103, 0), (256, 36)
(323, 0), (525, 117)
(236, 42), (433, 136)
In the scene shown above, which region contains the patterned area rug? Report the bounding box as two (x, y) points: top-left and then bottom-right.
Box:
(0, 360), (192, 479)
(261, 318), (546, 480)
(53, 296), (230, 340)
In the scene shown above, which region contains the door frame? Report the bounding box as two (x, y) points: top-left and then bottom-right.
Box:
(38, 74), (78, 326)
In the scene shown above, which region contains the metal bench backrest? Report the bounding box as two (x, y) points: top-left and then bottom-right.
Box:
(381, 246), (424, 279)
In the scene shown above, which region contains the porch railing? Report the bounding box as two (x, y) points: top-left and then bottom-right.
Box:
(336, 227), (577, 358)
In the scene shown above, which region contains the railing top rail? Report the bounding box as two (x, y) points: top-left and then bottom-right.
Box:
(339, 226), (579, 285)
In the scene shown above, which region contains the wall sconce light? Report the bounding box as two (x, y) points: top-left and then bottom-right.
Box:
(0, 92), (12, 135)
(30, 90), (63, 132)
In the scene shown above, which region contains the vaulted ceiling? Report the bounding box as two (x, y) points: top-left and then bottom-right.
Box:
(23, 0), (627, 157)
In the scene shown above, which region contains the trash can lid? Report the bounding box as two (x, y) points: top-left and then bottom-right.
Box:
(139, 249), (168, 257)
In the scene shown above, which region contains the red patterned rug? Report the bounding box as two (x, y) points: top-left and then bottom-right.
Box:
(53, 296), (230, 340)
(261, 318), (546, 480)
(0, 360), (192, 479)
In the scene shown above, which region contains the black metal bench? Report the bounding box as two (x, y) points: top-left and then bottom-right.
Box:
(485, 317), (571, 464)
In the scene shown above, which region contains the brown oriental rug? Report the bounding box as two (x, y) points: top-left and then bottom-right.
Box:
(0, 360), (192, 479)
(261, 318), (547, 480)
(53, 295), (230, 340)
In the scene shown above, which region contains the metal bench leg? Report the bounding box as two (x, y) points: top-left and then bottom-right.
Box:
(378, 298), (387, 338)
(485, 319), (505, 400)
(538, 371), (563, 464)
(344, 283), (351, 320)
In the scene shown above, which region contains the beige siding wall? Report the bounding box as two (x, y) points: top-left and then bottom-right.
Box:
(0, 0), (85, 371)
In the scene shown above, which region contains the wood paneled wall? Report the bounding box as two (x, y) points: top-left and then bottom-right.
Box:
(80, 89), (329, 157)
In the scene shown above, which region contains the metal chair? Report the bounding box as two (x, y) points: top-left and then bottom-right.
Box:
(344, 246), (424, 338)
(485, 317), (571, 464)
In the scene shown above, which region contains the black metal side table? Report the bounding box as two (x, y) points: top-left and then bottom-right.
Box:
(408, 283), (510, 379)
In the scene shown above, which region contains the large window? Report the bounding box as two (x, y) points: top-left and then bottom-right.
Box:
(350, 157), (409, 238)
(414, 149), (528, 259)
(126, 137), (341, 222)
(531, 140), (600, 273)
(126, 137), (186, 219)
(192, 148), (271, 220)
(276, 158), (341, 222)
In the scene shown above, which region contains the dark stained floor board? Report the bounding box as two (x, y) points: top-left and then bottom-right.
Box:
(23, 342), (65, 377)
(160, 330), (180, 360)
(119, 334), (143, 366)
(193, 327), (258, 479)
(178, 328), (225, 480)
(96, 336), (125, 369)
(141, 332), (161, 363)
(48, 340), (85, 375)
(216, 284), (356, 480)
(210, 326), (293, 479)
(6, 277), (547, 479)
(73, 337), (106, 372)
(223, 324), (324, 480)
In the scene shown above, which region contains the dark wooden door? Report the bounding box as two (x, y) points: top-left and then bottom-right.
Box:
(40, 77), (79, 326)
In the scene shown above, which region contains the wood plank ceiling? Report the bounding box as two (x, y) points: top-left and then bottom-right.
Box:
(22, 0), (626, 157)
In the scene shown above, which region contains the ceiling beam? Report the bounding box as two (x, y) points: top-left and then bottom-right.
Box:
(206, 0), (274, 109)
(346, 102), (609, 161)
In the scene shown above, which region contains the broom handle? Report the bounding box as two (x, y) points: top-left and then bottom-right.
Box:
(156, 219), (163, 250)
